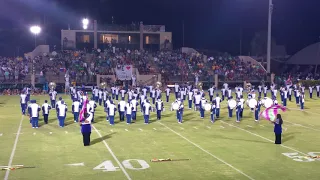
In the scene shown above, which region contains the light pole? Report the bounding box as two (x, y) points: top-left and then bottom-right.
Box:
(266, 0), (273, 74)
(30, 26), (41, 48)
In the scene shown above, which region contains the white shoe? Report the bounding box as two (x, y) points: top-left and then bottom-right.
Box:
(32, 127), (35, 128)
(74, 121), (76, 122)
(36, 127), (38, 129)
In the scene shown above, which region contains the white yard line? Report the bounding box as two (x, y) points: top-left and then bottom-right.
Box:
(206, 126), (211, 129)
(153, 128), (157, 130)
(92, 125), (132, 180)
(125, 129), (129, 132)
(193, 127), (198, 129)
(4, 115), (24, 180)
(138, 128), (143, 131)
(246, 125), (253, 128)
(158, 122), (255, 180)
(220, 121), (308, 156)
(220, 126), (225, 129)
(285, 121), (320, 132)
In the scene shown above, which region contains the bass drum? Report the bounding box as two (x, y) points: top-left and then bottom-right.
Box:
(204, 104), (211, 111)
(228, 99), (237, 109)
(172, 102), (179, 110)
(248, 99), (257, 108)
(263, 97), (273, 108)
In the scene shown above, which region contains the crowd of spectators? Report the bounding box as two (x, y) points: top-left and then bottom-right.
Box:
(0, 56), (28, 82)
(1, 47), (269, 85)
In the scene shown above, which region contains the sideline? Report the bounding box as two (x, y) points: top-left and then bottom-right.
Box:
(4, 115), (24, 180)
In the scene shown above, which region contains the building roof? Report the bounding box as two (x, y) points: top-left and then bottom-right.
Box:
(286, 42), (320, 65)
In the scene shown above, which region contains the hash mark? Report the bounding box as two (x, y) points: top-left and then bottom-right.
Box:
(153, 128), (157, 130)
(206, 126), (211, 129)
(246, 125), (253, 128)
(220, 126), (225, 129)
(193, 127), (198, 129)
(125, 129), (129, 131)
(138, 128), (143, 131)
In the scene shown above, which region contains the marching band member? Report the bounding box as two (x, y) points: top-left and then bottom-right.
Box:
(239, 96), (245, 118)
(254, 97), (262, 122)
(300, 92), (305, 110)
(115, 87), (120, 100)
(258, 85), (262, 97)
(104, 96), (111, 121)
(288, 86), (293, 101)
(316, 84), (320, 97)
(28, 100), (41, 128)
(98, 89), (103, 106)
(173, 98), (181, 120)
(263, 85), (268, 97)
(118, 99), (126, 121)
(151, 89), (156, 104)
(128, 89), (133, 101)
(120, 88), (126, 100)
(25, 86), (31, 102)
(236, 89), (241, 99)
(93, 87), (99, 102)
(295, 89), (300, 105)
(136, 86), (141, 99)
(80, 111), (93, 146)
(49, 89), (57, 108)
(139, 93), (146, 112)
(108, 101), (117, 125)
(301, 85), (305, 94)
(227, 96), (234, 118)
(174, 83), (179, 99)
(149, 85), (153, 98)
(72, 99), (81, 122)
(188, 90), (193, 109)
(142, 86), (148, 97)
(177, 101), (184, 124)
(214, 94), (221, 118)
(236, 100), (242, 123)
(143, 99), (152, 124)
(155, 98), (164, 120)
(125, 100), (133, 124)
(57, 100), (67, 127)
(194, 92), (201, 111)
(200, 96), (207, 118)
(55, 97), (63, 118)
(156, 88), (162, 100)
(221, 87), (226, 101)
(208, 86), (214, 102)
(130, 97), (139, 121)
(270, 84), (275, 97)
(227, 88), (232, 99)
(283, 88), (288, 107)
(42, 100), (51, 124)
(309, 86), (314, 99)
(88, 97), (97, 123)
(165, 87), (170, 102)
(111, 86), (116, 99)
(273, 88), (278, 99)
(20, 91), (27, 115)
(103, 89), (108, 107)
(180, 90), (184, 101)
(210, 101), (216, 123)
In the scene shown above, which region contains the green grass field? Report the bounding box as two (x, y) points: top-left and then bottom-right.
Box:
(1, 92), (320, 180)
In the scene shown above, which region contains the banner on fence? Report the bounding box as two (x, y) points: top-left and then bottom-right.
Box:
(115, 65), (133, 80)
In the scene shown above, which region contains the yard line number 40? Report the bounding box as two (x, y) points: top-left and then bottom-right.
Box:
(282, 152), (320, 162)
(94, 159), (150, 172)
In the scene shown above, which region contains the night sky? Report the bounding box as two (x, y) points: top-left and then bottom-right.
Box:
(1, 0), (320, 57)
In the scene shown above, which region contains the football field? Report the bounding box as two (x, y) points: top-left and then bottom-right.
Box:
(0, 93), (320, 180)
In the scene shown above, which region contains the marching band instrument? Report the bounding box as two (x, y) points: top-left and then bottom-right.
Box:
(156, 81), (162, 89)
(262, 97), (273, 108)
(172, 102), (179, 110)
(100, 82), (107, 89)
(197, 82), (203, 91)
(48, 82), (56, 90)
(228, 99), (237, 109)
(204, 103), (211, 111)
(248, 99), (258, 108)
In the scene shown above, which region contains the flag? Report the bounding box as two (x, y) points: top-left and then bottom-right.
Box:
(285, 75), (292, 86)
(79, 95), (88, 122)
(259, 105), (286, 122)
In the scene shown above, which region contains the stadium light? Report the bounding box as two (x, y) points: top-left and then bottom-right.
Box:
(82, 18), (89, 29)
(30, 25), (41, 48)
